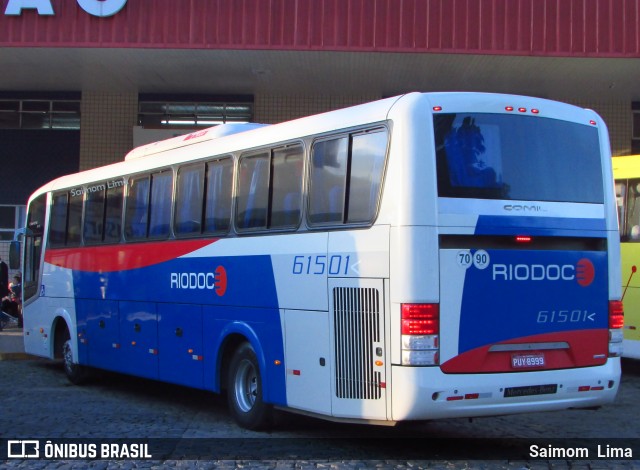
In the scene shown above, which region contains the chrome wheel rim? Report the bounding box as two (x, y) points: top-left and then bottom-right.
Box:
(234, 359), (257, 412)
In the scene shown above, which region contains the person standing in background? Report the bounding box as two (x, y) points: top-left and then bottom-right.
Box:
(0, 257), (8, 299)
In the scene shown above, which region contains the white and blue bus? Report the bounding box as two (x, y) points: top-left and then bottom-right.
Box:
(12, 92), (623, 429)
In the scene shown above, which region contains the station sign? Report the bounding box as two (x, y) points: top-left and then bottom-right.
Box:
(4, 0), (128, 17)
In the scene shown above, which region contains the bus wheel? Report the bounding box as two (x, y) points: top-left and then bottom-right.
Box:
(62, 339), (86, 385)
(227, 342), (272, 430)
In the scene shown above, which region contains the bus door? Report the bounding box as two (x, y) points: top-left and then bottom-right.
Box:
(329, 278), (387, 420)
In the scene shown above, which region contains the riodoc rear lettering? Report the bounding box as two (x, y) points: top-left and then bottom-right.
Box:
(493, 264), (575, 281)
(492, 258), (595, 287)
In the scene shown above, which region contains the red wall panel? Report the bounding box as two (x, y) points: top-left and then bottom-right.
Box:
(1, 0), (639, 57)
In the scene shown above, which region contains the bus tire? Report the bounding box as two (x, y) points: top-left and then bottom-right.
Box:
(227, 342), (272, 430)
(62, 338), (87, 385)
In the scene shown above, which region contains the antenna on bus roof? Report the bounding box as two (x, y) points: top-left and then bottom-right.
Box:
(124, 123), (269, 161)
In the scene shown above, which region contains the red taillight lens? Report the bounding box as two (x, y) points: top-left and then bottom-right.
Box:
(402, 304), (439, 335)
(609, 300), (624, 329)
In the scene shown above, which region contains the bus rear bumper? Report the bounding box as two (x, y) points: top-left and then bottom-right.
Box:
(390, 360), (621, 421)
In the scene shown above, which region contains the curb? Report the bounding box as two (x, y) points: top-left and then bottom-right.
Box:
(0, 352), (33, 361)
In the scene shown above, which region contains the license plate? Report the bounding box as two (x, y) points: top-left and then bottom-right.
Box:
(511, 353), (545, 369)
(504, 384), (558, 398)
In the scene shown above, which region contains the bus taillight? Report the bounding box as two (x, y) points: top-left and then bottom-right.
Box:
(609, 301), (624, 329)
(401, 303), (439, 366)
(609, 300), (624, 357)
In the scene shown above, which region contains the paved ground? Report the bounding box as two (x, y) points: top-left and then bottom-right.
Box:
(0, 324), (639, 469)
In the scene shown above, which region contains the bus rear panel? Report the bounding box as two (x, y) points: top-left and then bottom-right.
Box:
(388, 94), (620, 420)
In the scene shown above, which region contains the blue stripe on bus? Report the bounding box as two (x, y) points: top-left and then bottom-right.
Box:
(474, 216), (607, 237)
(72, 253), (287, 406)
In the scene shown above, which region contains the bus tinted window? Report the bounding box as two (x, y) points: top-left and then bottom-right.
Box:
(622, 179), (640, 241)
(309, 137), (348, 224)
(149, 171), (173, 238)
(435, 114), (604, 203)
(49, 193), (68, 247)
(24, 194), (46, 301)
(104, 181), (124, 243)
(616, 181), (627, 235)
(347, 130), (387, 223)
(175, 163), (205, 236)
(271, 144), (304, 228)
(125, 176), (150, 240)
(27, 194), (46, 236)
(237, 152), (270, 230)
(67, 190), (83, 245)
(83, 185), (105, 244)
(204, 158), (233, 234)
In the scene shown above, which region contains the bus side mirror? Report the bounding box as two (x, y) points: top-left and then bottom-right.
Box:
(9, 240), (20, 270)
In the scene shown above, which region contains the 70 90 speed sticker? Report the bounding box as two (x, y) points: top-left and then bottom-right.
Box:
(457, 249), (490, 270)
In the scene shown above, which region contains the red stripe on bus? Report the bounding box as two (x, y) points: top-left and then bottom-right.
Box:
(44, 239), (216, 273)
(440, 329), (609, 373)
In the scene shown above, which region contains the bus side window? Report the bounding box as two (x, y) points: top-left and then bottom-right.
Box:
(104, 181), (124, 243)
(175, 163), (205, 237)
(625, 179), (640, 241)
(125, 176), (150, 240)
(84, 185), (105, 244)
(24, 194), (46, 301)
(309, 137), (348, 225)
(67, 190), (83, 246)
(271, 144), (304, 229)
(204, 158), (233, 234)
(49, 192), (68, 247)
(148, 170), (173, 238)
(237, 153), (270, 230)
(616, 180), (627, 236)
(347, 129), (388, 223)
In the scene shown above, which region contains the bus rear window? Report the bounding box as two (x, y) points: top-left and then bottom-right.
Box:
(434, 113), (604, 203)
